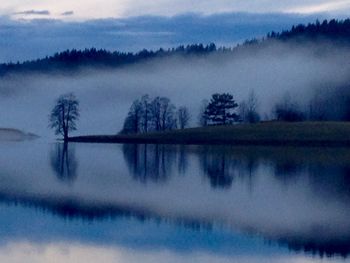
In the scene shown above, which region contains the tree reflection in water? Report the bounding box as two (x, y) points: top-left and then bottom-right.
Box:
(50, 142), (77, 182)
(122, 144), (178, 183)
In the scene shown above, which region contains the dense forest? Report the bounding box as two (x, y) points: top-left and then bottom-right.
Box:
(1, 19), (350, 76)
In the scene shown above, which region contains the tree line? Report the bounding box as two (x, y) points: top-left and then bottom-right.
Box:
(120, 91), (261, 135)
(4, 19), (350, 76)
(121, 95), (190, 134)
(48, 88), (350, 139)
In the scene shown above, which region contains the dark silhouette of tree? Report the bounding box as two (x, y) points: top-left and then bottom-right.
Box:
(140, 95), (151, 133)
(151, 97), (176, 131)
(49, 93), (80, 141)
(150, 97), (162, 131)
(273, 93), (305, 122)
(239, 90), (260, 123)
(149, 96), (176, 132)
(159, 97), (177, 131)
(204, 93), (238, 125)
(50, 142), (77, 182)
(121, 95), (177, 134)
(198, 99), (209, 126)
(177, 106), (191, 129)
(121, 99), (143, 134)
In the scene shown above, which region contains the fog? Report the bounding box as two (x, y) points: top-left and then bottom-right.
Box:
(1, 40), (350, 137)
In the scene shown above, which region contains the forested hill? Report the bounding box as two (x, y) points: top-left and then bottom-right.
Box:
(0, 44), (218, 76)
(1, 18), (350, 76)
(267, 18), (350, 41)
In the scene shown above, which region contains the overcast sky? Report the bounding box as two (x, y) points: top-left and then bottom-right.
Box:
(1, 0), (350, 20)
(0, 1), (349, 62)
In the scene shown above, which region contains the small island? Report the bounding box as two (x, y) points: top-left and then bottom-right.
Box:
(0, 128), (38, 141)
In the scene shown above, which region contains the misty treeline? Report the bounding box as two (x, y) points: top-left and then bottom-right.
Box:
(3, 19), (350, 76)
(121, 95), (191, 134)
(0, 44), (218, 76)
(121, 91), (261, 134)
(122, 87), (350, 135)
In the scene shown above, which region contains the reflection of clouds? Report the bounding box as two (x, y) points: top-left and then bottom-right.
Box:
(0, 241), (341, 263)
(2, 142), (350, 257)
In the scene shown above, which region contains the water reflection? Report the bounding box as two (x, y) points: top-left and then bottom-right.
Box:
(1, 142), (350, 261)
(122, 144), (177, 183)
(50, 142), (78, 182)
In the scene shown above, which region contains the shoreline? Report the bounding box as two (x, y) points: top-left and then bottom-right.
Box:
(67, 122), (350, 147)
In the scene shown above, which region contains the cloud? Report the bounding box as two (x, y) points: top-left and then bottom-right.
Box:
(286, 0), (350, 13)
(61, 11), (74, 16)
(13, 10), (50, 16)
(2, 0), (350, 20)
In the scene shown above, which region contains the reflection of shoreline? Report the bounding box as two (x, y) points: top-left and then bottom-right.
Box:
(0, 188), (349, 258)
(3, 142), (350, 257)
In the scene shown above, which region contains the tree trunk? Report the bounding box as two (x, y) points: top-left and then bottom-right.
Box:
(64, 132), (68, 142)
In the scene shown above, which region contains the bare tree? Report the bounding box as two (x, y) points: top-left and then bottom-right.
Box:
(198, 99), (209, 126)
(140, 94), (151, 133)
(177, 106), (191, 129)
(122, 95), (177, 134)
(151, 96), (162, 131)
(160, 97), (176, 130)
(121, 99), (143, 134)
(239, 90), (260, 123)
(49, 93), (80, 141)
(151, 96), (176, 131)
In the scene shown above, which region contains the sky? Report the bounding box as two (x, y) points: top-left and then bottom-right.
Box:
(1, 0), (350, 20)
(0, 1), (349, 62)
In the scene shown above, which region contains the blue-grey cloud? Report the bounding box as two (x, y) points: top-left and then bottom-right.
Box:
(0, 12), (336, 63)
(13, 10), (50, 16)
(61, 11), (74, 16)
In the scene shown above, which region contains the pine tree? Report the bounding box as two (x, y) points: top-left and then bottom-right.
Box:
(204, 93), (238, 125)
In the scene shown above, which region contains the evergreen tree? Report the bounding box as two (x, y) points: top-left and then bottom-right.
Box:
(204, 93), (238, 125)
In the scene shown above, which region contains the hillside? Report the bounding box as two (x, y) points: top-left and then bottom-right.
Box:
(1, 19), (350, 76)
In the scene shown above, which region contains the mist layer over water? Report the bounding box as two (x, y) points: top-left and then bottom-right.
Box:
(1, 41), (350, 137)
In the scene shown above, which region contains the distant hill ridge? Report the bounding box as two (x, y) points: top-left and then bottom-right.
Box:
(1, 18), (350, 76)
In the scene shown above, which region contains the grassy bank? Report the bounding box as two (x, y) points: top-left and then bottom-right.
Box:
(68, 122), (350, 146)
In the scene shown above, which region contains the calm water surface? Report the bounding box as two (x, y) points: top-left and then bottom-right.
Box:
(0, 140), (350, 262)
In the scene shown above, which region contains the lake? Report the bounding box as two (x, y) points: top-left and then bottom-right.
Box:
(0, 140), (349, 262)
